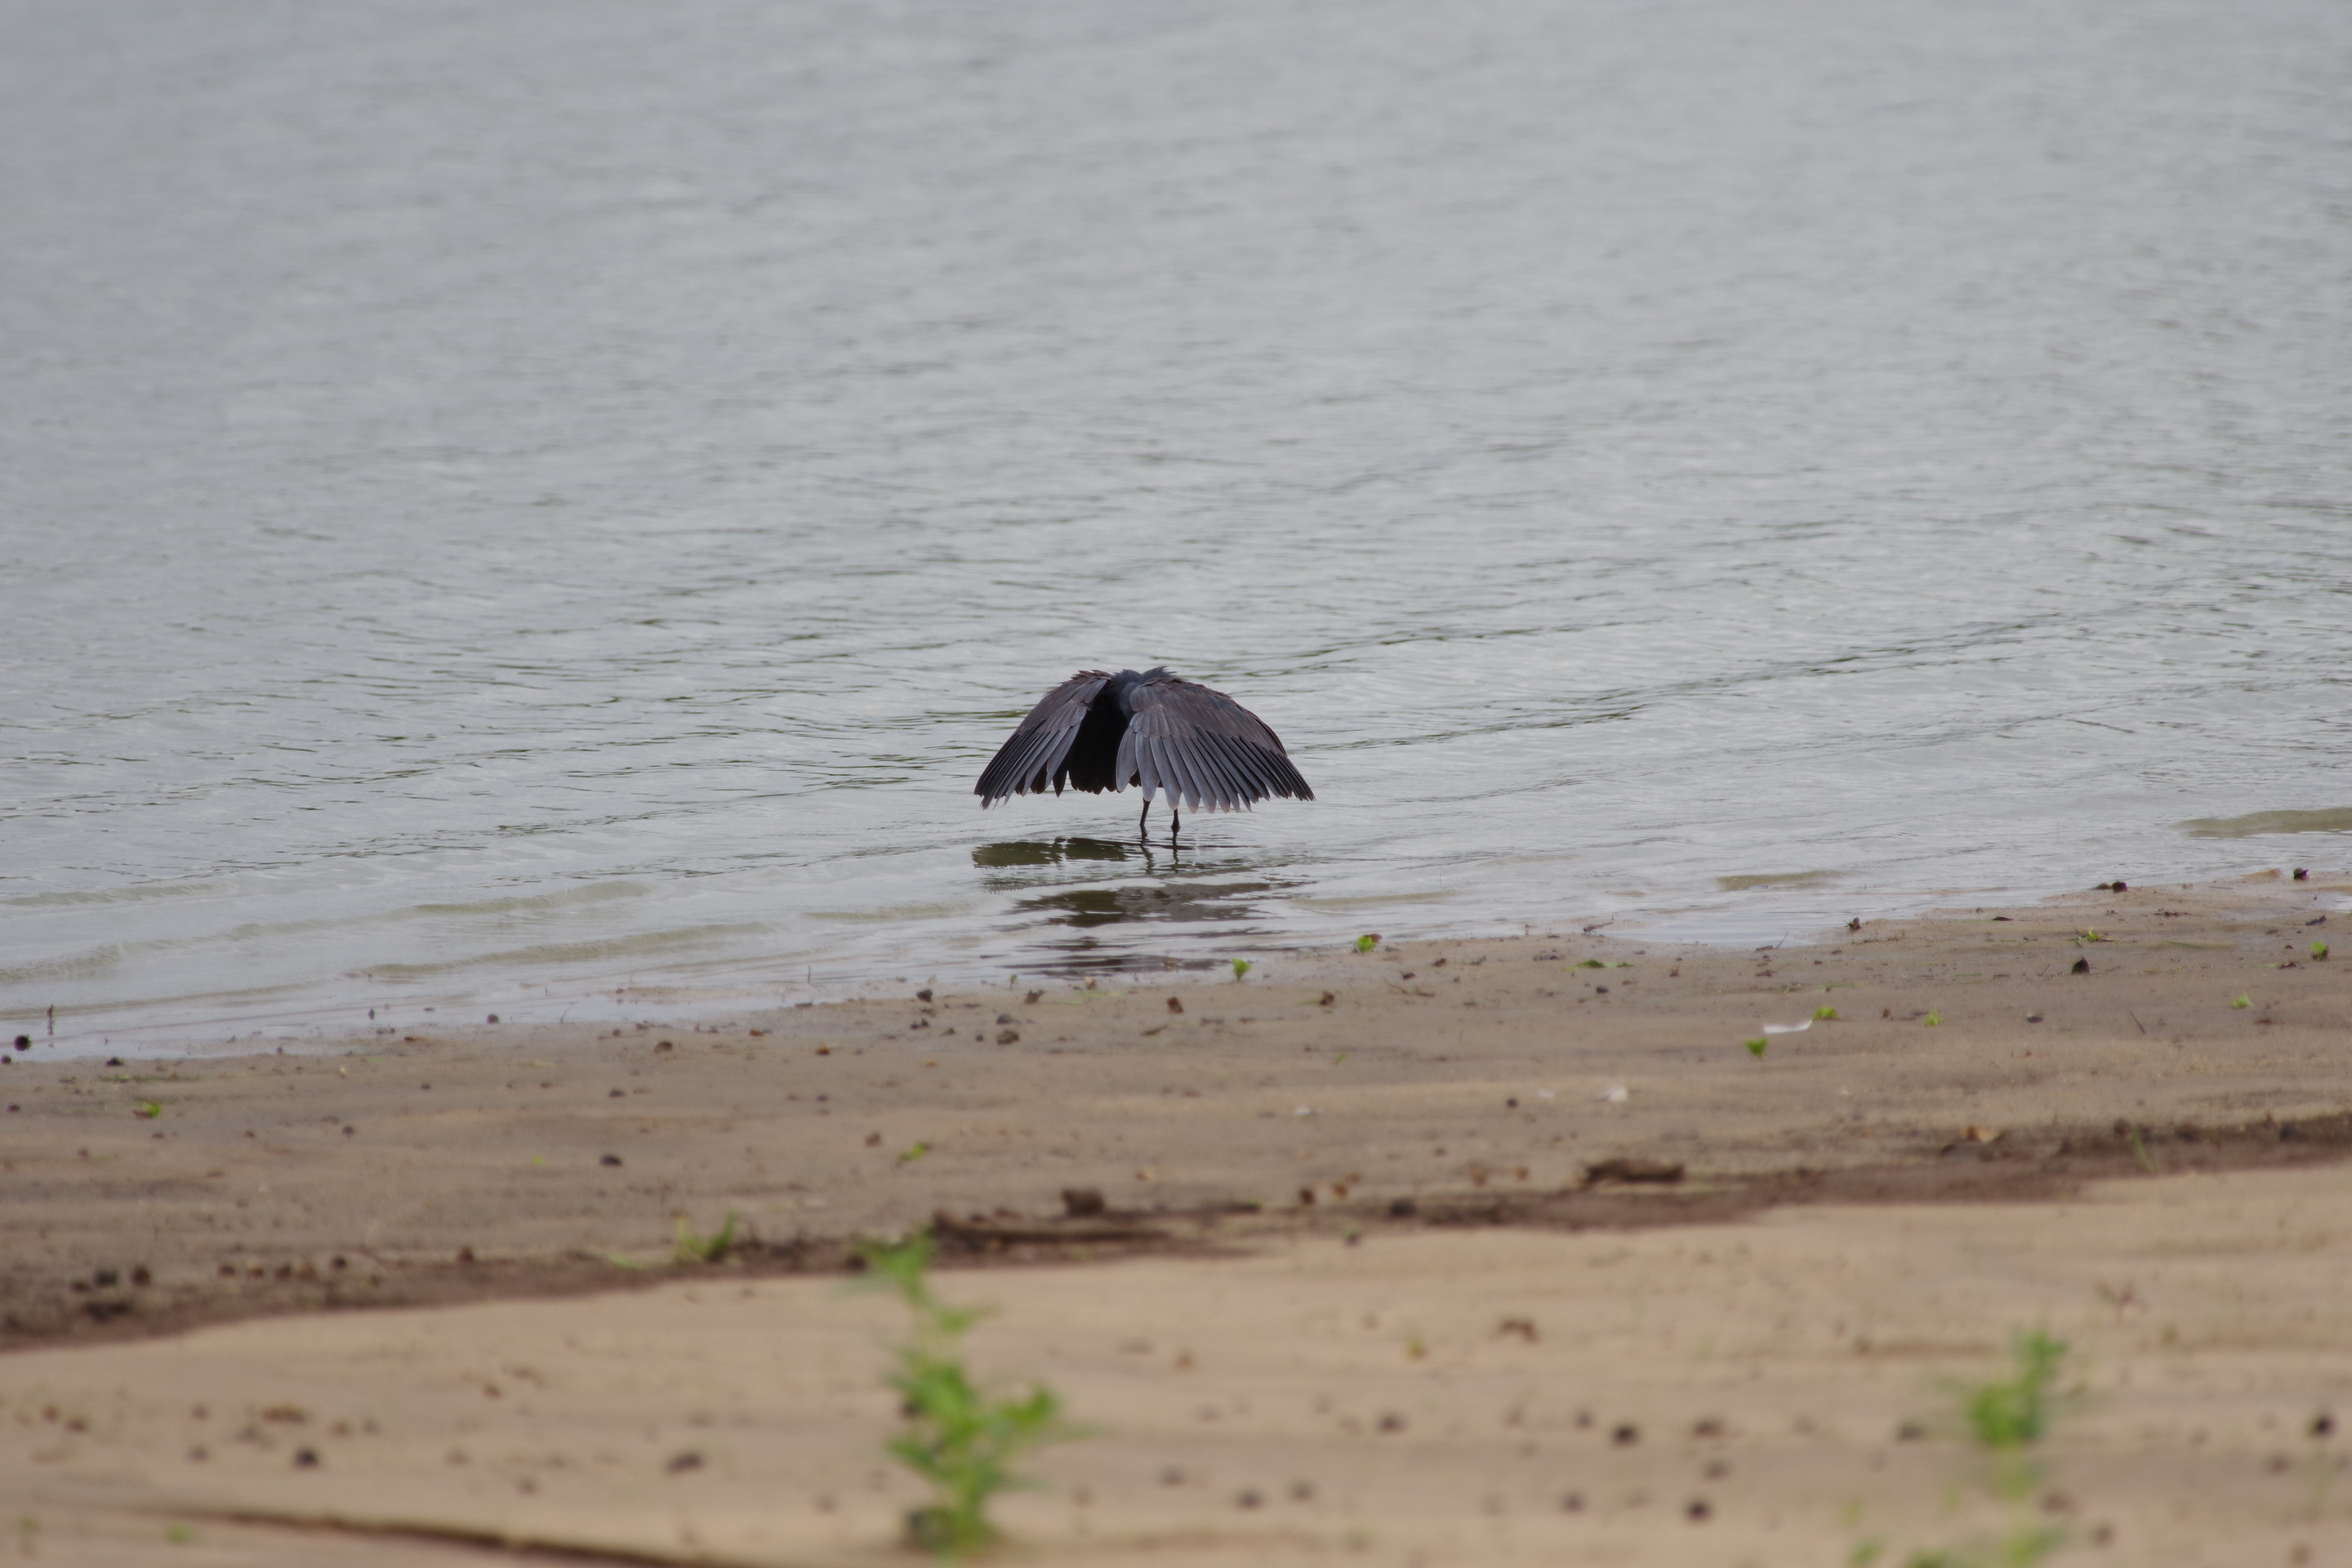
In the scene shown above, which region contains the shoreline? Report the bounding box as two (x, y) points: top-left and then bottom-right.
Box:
(21, 854), (2343, 1066)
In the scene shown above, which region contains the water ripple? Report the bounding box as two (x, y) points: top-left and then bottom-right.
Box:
(3, 0), (2348, 1049)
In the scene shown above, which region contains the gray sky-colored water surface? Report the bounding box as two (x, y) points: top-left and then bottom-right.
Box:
(6, 0), (2350, 1054)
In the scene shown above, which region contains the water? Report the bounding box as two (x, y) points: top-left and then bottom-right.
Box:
(6, 0), (2350, 1055)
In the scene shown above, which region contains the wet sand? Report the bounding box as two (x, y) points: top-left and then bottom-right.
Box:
(3, 870), (2349, 1563)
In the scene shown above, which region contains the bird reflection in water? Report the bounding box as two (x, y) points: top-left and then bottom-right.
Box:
(972, 837), (1287, 934)
(1016, 879), (1278, 929)
(969, 837), (1133, 869)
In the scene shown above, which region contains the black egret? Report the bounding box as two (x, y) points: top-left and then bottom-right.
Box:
(974, 667), (1313, 840)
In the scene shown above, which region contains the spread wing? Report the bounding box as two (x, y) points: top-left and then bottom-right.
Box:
(974, 671), (1111, 805)
(1116, 674), (1314, 812)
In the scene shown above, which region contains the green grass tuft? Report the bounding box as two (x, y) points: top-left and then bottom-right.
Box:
(672, 1212), (737, 1265)
(1962, 1330), (2069, 1456)
(863, 1232), (1080, 1557)
(1869, 1330), (2079, 1568)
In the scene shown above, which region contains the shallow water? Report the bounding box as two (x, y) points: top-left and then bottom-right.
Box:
(6, 0), (2350, 1054)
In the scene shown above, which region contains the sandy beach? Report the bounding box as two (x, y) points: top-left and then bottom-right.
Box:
(4, 869), (2349, 1564)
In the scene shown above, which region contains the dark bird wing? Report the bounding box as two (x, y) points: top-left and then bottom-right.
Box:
(1116, 673), (1314, 813)
(974, 671), (1111, 805)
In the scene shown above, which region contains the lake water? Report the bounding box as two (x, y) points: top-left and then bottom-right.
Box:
(6, 0), (2350, 1056)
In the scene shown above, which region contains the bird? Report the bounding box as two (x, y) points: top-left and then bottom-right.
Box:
(974, 667), (1313, 840)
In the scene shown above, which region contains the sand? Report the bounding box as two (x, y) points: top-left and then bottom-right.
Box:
(2, 870), (2348, 1563)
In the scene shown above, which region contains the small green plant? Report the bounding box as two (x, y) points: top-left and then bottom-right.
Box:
(863, 1232), (1079, 1557)
(899, 1141), (930, 1164)
(2313, 941), (2329, 961)
(1745, 1037), (1768, 1058)
(1231, 958), (1252, 980)
(134, 1099), (162, 1119)
(1355, 933), (1380, 953)
(1902, 1538), (2065, 1568)
(1815, 1004), (1840, 1021)
(1870, 1330), (2077, 1568)
(1961, 1329), (2069, 1463)
(2230, 993), (2250, 1009)
(1922, 1012), (1941, 1027)
(2074, 929), (2104, 943)
(672, 1212), (737, 1265)
(1579, 958), (1607, 969)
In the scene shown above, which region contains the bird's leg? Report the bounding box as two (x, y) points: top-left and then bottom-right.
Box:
(1171, 804), (1181, 843)
(1139, 799), (1150, 840)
